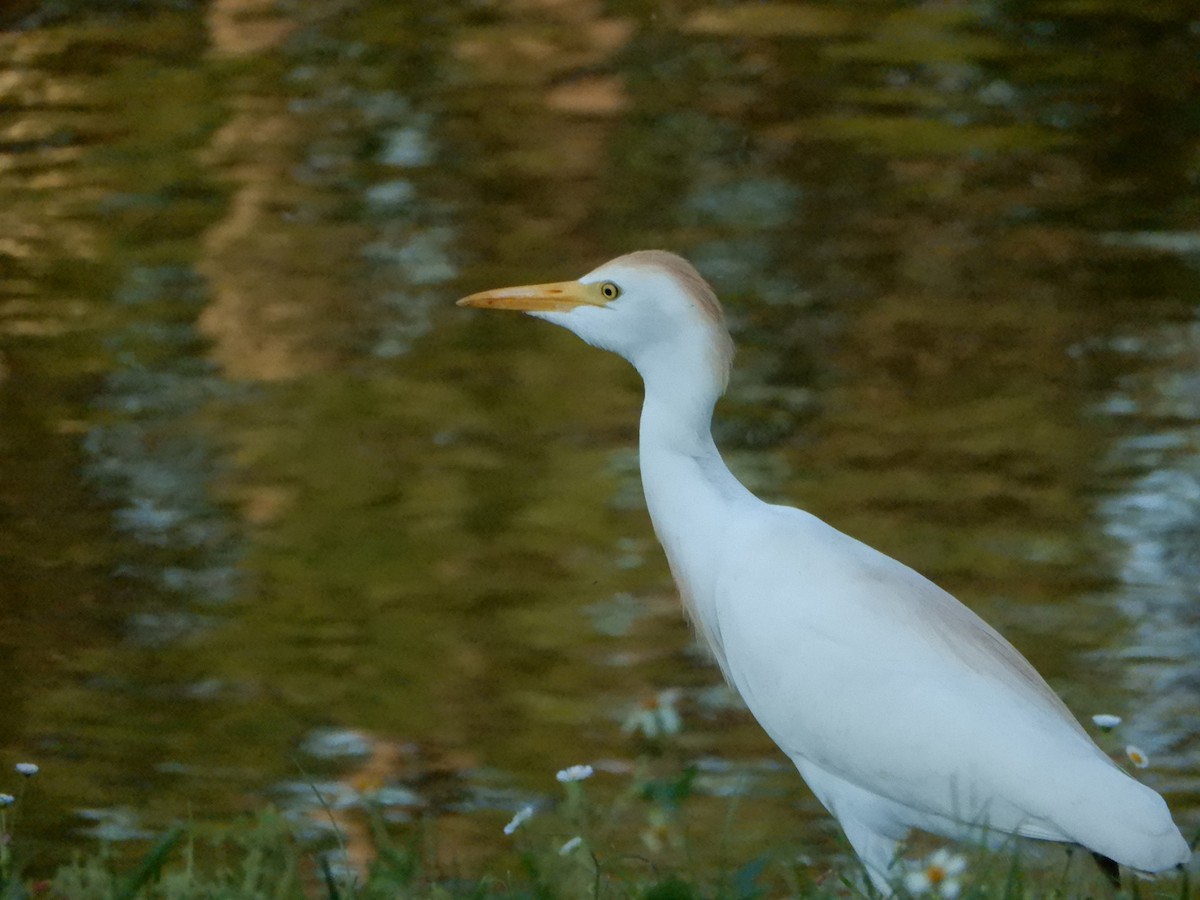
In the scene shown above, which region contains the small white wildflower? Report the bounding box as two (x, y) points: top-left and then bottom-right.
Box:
(1125, 745), (1149, 768)
(902, 849), (968, 898)
(15, 763), (39, 777)
(555, 764), (594, 783)
(621, 689), (683, 739)
(1091, 714), (1121, 731)
(558, 836), (583, 856)
(0, 794), (13, 807)
(656, 694), (682, 735)
(622, 707), (657, 738)
(640, 806), (683, 854)
(502, 804), (534, 835)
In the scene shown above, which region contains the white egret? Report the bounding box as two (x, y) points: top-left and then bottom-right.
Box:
(458, 251), (1191, 891)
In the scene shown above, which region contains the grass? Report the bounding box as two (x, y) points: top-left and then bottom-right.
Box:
(1, 758), (1196, 900)
(16, 812), (1198, 900)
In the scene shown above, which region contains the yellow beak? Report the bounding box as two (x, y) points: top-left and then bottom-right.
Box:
(457, 280), (605, 313)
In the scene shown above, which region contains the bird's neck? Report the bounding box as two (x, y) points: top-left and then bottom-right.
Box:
(637, 364), (751, 658)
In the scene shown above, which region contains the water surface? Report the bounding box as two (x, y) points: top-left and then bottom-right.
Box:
(1, 0), (1198, 877)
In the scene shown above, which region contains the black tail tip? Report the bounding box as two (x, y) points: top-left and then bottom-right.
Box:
(1090, 852), (1121, 889)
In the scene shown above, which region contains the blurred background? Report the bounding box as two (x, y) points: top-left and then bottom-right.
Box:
(1, 0), (1198, 879)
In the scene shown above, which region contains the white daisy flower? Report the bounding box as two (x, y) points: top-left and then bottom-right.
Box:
(621, 689), (683, 739)
(15, 762), (39, 777)
(555, 764), (594, 783)
(1125, 745), (1149, 768)
(0, 794), (13, 807)
(502, 804), (534, 835)
(641, 806), (679, 853)
(558, 836), (583, 856)
(902, 848), (968, 898)
(1091, 714), (1121, 731)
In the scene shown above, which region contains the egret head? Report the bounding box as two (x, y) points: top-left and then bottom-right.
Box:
(458, 251), (734, 393)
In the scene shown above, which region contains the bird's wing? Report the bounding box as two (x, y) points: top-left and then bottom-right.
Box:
(710, 504), (1133, 837)
(852, 536), (1089, 740)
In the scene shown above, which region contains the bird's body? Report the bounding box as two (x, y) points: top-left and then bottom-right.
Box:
(459, 251), (1190, 891)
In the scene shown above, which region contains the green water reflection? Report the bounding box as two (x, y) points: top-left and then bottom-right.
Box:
(1, 0), (1197, 877)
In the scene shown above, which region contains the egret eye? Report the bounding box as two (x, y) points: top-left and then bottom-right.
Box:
(600, 281), (621, 300)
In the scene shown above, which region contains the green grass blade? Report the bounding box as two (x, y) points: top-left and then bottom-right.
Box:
(113, 827), (185, 900)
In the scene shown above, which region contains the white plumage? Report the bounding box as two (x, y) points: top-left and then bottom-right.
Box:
(458, 250), (1190, 891)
